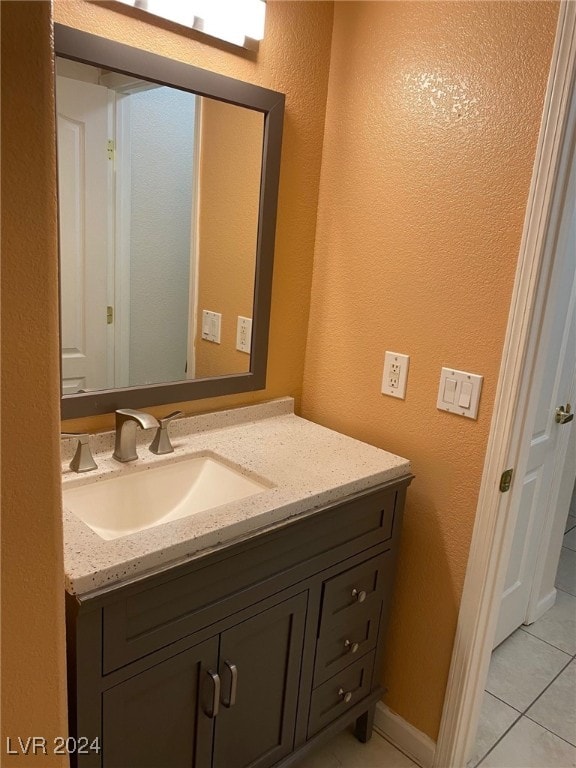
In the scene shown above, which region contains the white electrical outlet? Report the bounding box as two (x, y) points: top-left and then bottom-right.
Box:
(389, 362), (400, 388)
(382, 352), (410, 399)
(236, 316), (252, 354)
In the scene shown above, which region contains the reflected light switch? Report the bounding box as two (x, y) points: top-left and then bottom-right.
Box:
(201, 310), (221, 343)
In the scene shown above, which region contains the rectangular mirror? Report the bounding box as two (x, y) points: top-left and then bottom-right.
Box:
(55, 25), (284, 419)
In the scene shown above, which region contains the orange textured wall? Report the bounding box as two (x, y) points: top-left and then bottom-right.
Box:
(1, 3), (69, 764)
(4, 0), (559, 751)
(195, 99), (262, 378)
(301, 0), (558, 740)
(56, 0), (335, 433)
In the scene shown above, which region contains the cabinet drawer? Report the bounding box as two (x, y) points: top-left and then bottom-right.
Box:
(307, 651), (375, 738)
(102, 485), (399, 673)
(318, 552), (390, 636)
(313, 602), (382, 687)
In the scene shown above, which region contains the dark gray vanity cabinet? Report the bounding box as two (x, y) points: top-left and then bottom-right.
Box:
(66, 475), (412, 768)
(211, 594), (307, 768)
(102, 638), (217, 768)
(99, 595), (306, 768)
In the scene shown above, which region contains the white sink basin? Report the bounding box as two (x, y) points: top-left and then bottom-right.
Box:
(63, 454), (269, 541)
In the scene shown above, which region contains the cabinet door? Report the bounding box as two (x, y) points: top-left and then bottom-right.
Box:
(212, 593), (307, 768)
(102, 637), (218, 768)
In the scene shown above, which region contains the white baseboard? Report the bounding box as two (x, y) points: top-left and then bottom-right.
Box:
(525, 587), (557, 625)
(374, 702), (436, 768)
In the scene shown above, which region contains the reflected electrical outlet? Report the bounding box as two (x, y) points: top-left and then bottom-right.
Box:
(236, 316), (252, 354)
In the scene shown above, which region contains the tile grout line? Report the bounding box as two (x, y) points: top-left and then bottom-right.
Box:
(476, 652), (574, 766)
(469, 708), (524, 768)
(378, 733), (420, 767)
(476, 710), (576, 768)
(481, 690), (522, 715)
(519, 655), (574, 717)
(486, 636), (572, 711)
(474, 566), (575, 768)
(523, 712), (576, 749)
(519, 625), (575, 656)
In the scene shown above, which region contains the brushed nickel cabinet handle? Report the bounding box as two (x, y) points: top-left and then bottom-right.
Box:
(338, 687), (352, 704)
(351, 588), (367, 603)
(221, 660), (238, 708)
(205, 670), (220, 718)
(344, 639), (360, 654)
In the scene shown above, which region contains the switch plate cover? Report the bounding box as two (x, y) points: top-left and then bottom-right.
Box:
(201, 310), (221, 343)
(437, 367), (483, 419)
(382, 351), (410, 399)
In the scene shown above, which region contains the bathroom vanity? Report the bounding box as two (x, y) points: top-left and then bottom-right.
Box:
(55, 26), (412, 768)
(62, 399), (412, 768)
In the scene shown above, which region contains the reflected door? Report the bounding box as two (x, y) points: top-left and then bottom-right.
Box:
(57, 75), (112, 394)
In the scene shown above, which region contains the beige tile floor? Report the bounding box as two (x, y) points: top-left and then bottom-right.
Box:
(296, 727), (418, 768)
(468, 512), (576, 768)
(296, 512), (576, 768)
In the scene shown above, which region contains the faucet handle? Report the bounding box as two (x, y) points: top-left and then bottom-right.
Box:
(149, 411), (183, 455)
(61, 432), (98, 473)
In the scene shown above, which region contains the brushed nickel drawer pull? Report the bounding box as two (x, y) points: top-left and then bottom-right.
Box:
(351, 588), (367, 603)
(221, 660), (238, 708)
(205, 670), (220, 718)
(344, 639), (360, 654)
(338, 687), (352, 704)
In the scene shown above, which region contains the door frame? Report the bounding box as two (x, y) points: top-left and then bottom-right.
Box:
(434, 3), (576, 766)
(108, 75), (164, 389)
(187, 95), (202, 381)
(114, 90), (132, 388)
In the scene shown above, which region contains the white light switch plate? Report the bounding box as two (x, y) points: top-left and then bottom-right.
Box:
(382, 351), (410, 399)
(437, 367), (483, 419)
(201, 310), (221, 343)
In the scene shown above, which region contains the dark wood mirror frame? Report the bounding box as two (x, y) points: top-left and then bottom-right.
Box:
(55, 24), (285, 419)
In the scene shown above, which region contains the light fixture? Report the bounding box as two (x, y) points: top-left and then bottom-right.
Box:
(114, 0), (266, 50)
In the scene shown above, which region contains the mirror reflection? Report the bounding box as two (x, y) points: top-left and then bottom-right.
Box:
(56, 57), (264, 394)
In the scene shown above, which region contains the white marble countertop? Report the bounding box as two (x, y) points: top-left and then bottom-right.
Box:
(61, 398), (411, 596)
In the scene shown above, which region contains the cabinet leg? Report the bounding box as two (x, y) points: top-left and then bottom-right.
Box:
(355, 704), (376, 743)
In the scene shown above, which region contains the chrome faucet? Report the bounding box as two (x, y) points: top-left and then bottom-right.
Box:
(113, 409), (160, 463)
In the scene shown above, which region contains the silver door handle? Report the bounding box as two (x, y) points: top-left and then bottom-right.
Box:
(205, 670), (220, 718)
(221, 660), (238, 708)
(555, 404), (573, 424)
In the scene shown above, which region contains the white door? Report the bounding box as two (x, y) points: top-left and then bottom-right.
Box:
(57, 75), (112, 394)
(494, 141), (576, 647)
